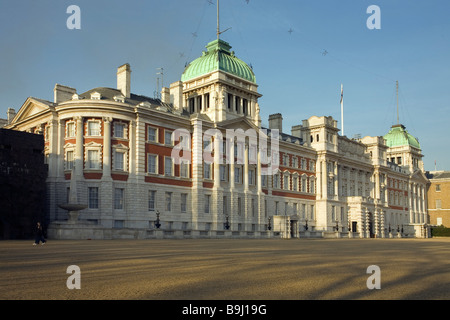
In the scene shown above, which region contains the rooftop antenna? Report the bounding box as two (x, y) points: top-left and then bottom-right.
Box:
(157, 67), (164, 89)
(154, 77), (160, 99)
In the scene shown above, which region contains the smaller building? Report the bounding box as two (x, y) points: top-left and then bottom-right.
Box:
(0, 128), (47, 239)
(426, 171), (450, 227)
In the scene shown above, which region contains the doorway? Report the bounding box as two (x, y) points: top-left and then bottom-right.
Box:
(290, 220), (298, 238)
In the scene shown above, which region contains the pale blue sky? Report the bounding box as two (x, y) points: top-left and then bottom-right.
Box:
(0, 0), (449, 171)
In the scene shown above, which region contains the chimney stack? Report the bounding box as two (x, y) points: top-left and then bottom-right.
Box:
(291, 124), (302, 138)
(7, 108), (16, 124)
(269, 113), (283, 133)
(54, 84), (77, 103)
(161, 87), (170, 104)
(170, 81), (184, 111)
(117, 63), (131, 98)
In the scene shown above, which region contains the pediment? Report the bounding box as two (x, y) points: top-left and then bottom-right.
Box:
(12, 97), (53, 123)
(217, 117), (259, 132)
(84, 141), (102, 148)
(411, 169), (430, 184)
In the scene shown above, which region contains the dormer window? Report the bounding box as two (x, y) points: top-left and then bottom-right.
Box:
(114, 95), (125, 103)
(91, 92), (101, 100)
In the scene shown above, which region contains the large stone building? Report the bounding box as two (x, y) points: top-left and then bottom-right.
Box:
(426, 171), (450, 227)
(4, 38), (430, 239)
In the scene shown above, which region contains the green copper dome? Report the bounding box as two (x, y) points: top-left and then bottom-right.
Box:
(383, 124), (421, 149)
(181, 39), (256, 83)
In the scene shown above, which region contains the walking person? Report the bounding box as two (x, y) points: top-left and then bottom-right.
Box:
(33, 222), (46, 246)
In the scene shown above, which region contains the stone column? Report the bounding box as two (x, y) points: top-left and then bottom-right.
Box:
(322, 160), (328, 199)
(243, 142), (249, 230)
(347, 168), (351, 197)
(213, 134), (222, 231)
(128, 120), (136, 180)
(213, 135), (221, 189)
(408, 182), (414, 223)
(47, 119), (58, 178)
(244, 142), (249, 191)
(102, 117), (112, 179)
(191, 118), (204, 231)
(57, 119), (65, 177)
(256, 145), (262, 229)
(316, 160), (322, 199)
(75, 116), (84, 177)
(228, 137), (235, 229)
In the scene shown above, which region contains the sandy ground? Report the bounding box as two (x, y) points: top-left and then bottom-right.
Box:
(1, 238), (449, 300)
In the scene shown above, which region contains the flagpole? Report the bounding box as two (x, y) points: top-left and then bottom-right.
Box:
(342, 84), (344, 136)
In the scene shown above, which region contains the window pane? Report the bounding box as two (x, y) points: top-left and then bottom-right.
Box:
(181, 193), (187, 212)
(88, 150), (100, 169)
(148, 155), (157, 174)
(88, 187), (99, 209)
(148, 127), (157, 142)
(67, 123), (75, 137)
(66, 151), (74, 170)
(165, 157), (173, 176)
(180, 161), (188, 178)
(115, 151), (124, 170)
(165, 192), (172, 211)
(114, 188), (124, 210)
(148, 190), (156, 211)
(88, 122), (100, 136)
(204, 195), (210, 213)
(114, 123), (124, 138)
(165, 131), (173, 145)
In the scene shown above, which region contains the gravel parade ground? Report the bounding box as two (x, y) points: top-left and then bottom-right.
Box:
(1, 238), (449, 300)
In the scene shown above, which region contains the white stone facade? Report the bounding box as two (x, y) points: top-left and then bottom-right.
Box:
(5, 58), (430, 239)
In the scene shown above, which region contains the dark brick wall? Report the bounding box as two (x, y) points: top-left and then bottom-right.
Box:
(0, 129), (48, 239)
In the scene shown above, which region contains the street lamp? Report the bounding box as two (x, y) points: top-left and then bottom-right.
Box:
(225, 215), (230, 230)
(335, 220), (339, 232)
(268, 217), (272, 231)
(304, 219), (308, 231)
(155, 210), (161, 229)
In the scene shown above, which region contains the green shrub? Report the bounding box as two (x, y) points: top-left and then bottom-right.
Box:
(431, 226), (450, 237)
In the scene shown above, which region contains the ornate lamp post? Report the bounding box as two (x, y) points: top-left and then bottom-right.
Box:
(224, 215), (230, 230)
(335, 220), (339, 232)
(155, 210), (161, 229)
(304, 219), (308, 231)
(268, 217), (272, 231)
